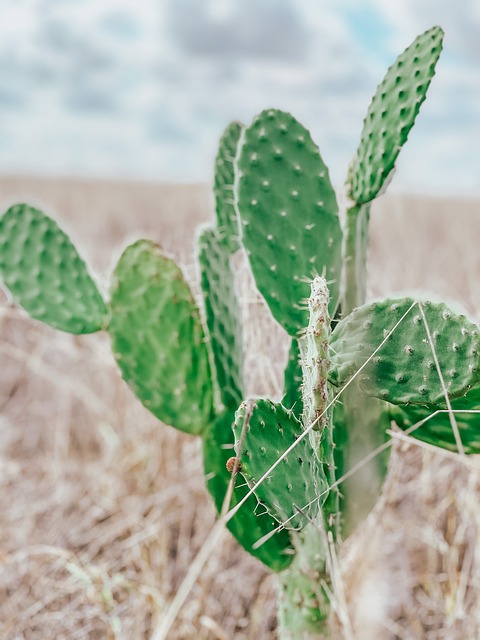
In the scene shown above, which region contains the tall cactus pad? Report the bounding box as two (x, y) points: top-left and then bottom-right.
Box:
(198, 226), (244, 411)
(214, 122), (244, 252)
(390, 386), (480, 454)
(203, 411), (293, 571)
(108, 240), (213, 436)
(348, 26), (444, 204)
(236, 109), (342, 335)
(0, 204), (106, 333)
(234, 400), (328, 527)
(330, 298), (480, 406)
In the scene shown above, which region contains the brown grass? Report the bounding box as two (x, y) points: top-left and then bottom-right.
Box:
(0, 177), (479, 639)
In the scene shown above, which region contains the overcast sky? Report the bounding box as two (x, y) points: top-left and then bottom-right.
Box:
(0, 0), (479, 195)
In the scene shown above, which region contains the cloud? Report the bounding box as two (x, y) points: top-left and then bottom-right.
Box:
(371, 0), (480, 63)
(164, 0), (310, 62)
(151, 0), (376, 186)
(0, 0), (477, 194)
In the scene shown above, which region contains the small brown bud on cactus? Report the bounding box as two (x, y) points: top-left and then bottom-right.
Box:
(226, 457), (241, 474)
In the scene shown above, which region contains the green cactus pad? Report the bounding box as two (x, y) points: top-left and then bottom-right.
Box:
(108, 240), (213, 436)
(282, 338), (304, 417)
(391, 386), (480, 454)
(236, 109), (342, 336)
(234, 400), (328, 527)
(330, 297), (480, 406)
(348, 26), (444, 204)
(203, 411), (293, 571)
(198, 226), (244, 411)
(0, 204), (106, 333)
(214, 122), (244, 252)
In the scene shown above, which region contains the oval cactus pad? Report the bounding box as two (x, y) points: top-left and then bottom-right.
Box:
(203, 411), (293, 572)
(234, 399), (328, 528)
(236, 109), (342, 336)
(0, 204), (106, 333)
(330, 297), (480, 406)
(108, 240), (214, 436)
(348, 26), (444, 204)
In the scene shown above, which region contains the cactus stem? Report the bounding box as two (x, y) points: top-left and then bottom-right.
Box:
(341, 203), (370, 316)
(300, 276), (331, 432)
(278, 521), (333, 639)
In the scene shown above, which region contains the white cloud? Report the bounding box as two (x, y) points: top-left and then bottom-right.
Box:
(371, 0), (480, 62)
(0, 0), (478, 195)
(164, 0), (310, 62)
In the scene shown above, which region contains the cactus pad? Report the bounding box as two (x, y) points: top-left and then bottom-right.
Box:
(214, 122), (244, 252)
(0, 204), (106, 333)
(203, 411), (293, 571)
(391, 386), (480, 454)
(198, 226), (244, 411)
(330, 297), (480, 406)
(236, 109), (342, 335)
(348, 26), (444, 204)
(234, 399), (328, 527)
(108, 240), (213, 435)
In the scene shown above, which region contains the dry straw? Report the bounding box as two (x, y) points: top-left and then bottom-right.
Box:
(0, 179), (480, 638)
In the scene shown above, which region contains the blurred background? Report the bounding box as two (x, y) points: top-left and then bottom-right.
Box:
(1, 3), (480, 639)
(0, 0), (479, 195)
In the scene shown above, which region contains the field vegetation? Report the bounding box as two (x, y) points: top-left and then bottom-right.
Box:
(0, 176), (479, 639)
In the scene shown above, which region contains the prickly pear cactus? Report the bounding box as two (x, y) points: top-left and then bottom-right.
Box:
(2, 23), (477, 640)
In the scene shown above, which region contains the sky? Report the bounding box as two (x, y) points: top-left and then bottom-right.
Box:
(0, 0), (479, 196)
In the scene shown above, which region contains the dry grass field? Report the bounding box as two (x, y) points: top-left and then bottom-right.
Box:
(0, 176), (479, 639)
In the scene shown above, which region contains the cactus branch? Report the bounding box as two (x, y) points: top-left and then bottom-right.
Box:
(342, 203), (370, 316)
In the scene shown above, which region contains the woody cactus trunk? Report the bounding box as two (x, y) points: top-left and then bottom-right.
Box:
(1, 26), (479, 638)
